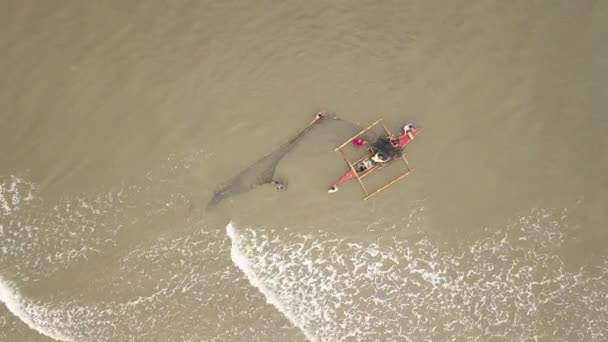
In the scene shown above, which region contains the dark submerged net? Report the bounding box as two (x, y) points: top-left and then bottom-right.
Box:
(206, 114), (390, 209)
(371, 137), (402, 159)
(207, 115), (331, 209)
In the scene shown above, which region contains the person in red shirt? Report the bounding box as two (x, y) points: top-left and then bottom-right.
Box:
(353, 138), (365, 147)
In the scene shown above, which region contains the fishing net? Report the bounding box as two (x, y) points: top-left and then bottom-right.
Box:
(371, 137), (402, 159)
(206, 114), (398, 209)
(207, 114), (336, 209)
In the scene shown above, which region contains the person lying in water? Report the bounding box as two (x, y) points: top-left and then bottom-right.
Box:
(271, 180), (287, 190)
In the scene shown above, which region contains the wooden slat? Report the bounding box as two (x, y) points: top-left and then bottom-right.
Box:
(333, 117), (421, 200)
(335, 119), (383, 151)
(364, 168), (415, 201)
(401, 154), (411, 172)
(379, 120), (393, 137)
(353, 151), (373, 165)
(363, 154), (414, 200)
(359, 164), (381, 179)
(347, 151), (383, 180)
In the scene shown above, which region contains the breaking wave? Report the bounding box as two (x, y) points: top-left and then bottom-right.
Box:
(0, 225), (305, 342)
(227, 208), (608, 342)
(227, 223), (317, 342)
(0, 276), (72, 342)
(2, 163), (606, 341)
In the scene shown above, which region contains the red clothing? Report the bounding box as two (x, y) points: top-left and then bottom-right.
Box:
(353, 138), (365, 147)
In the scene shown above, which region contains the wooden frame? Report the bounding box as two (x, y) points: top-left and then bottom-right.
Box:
(334, 118), (415, 200)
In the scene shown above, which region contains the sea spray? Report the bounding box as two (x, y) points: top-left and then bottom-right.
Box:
(226, 222), (318, 342)
(0, 176), (36, 216)
(0, 275), (72, 342)
(222, 209), (608, 341)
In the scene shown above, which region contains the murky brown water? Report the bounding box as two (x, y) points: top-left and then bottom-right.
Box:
(1, 1), (607, 341)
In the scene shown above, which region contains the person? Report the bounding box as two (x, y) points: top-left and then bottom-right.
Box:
(353, 138), (365, 147)
(271, 180), (287, 191)
(389, 136), (400, 148)
(356, 159), (373, 172)
(399, 123), (415, 143)
(371, 152), (389, 163)
(403, 123), (414, 135)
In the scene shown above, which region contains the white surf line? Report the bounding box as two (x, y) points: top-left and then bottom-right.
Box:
(0, 275), (72, 342)
(226, 222), (318, 342)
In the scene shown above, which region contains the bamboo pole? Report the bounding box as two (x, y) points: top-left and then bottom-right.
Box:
(353, 151), (373, 165)
(401, 155), (411, 172)
(363, 169), (415, 201)
(359, 164), (380, 179)
(339, 149), (369, 196)
(379, 120), (393, 137)
(346, 151), (381, 181)
(334, 119), (383, 151)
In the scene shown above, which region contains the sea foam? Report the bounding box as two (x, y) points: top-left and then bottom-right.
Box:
(0, 275), (72, 342)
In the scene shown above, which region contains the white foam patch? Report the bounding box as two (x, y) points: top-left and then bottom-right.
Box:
(1, 224), (303, 342)
(0, 181), (135, 282)
(0, 275), (72, 342)
(0, 176), (36, 216)
(0, 150), (211, 282)
(0, 149), (232, 340)
(226, 209), (608, 342)
(227, 222), (317, 342)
